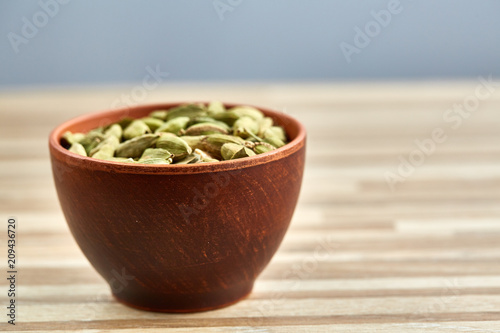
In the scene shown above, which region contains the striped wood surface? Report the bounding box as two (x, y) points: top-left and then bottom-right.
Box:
(1, 82), (500, 332)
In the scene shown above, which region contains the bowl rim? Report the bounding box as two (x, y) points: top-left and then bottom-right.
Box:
(49, 102), (307, 175)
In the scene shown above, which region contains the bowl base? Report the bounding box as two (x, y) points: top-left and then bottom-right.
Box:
(111, 280), (254, 313)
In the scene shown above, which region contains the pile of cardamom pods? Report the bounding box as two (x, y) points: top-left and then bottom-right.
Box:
(61, 102), (288, 164)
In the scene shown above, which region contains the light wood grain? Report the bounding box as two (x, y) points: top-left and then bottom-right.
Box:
(1, 81), (500, 332)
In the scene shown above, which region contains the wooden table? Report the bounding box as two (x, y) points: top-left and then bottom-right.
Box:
(1, 82), (500, 332)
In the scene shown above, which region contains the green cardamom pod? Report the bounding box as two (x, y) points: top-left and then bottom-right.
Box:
(123, 120), (151, 140)
(182, 122), (229, 136)
(264, 136), (285, 148)
(178, 135), (206, 151)
(115, 134), (159, 158)
(155, 116), (190, 135)
(88, 127), (105, 134)
(166, 104), (207, 121)
(207, 100), (225, 116)
(264, 126), (287, 142)
(233, 116), (259, 138)
(149, 110), (168, 120)
(79, 131), (106, 155)
(253, 142), (276, 154)
(175, 153), (200, 164)
(92, 143), (118, 160)
(230, 106), (264, 120)
(61, 131), (85, 147)
(69, 142), (87, 156)
(89, 135), (120, 157)
(221, 143), (242, 160)
(141, 117), (165, 132)
(117, 117), (134, 129)
(211, 110), (240, 126)
(241, 130), (263, 142)
(257, 117), (273, 137)
(155, 134), (192, 159)
(221, 143), (256, 160)
(202, 134), (245, 159)
(194, 148), (219, 163)
(104, 124), (123, 140)
(139, 148), (173, 161)
(187, 117), (230, 130)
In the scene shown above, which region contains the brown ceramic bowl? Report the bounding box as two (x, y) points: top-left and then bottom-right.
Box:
(49, 102), (306, 313)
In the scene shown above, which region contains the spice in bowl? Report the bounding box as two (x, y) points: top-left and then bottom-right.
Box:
(61, 102), (288, 164)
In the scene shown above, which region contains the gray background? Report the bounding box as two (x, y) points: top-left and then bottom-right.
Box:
(1, 0), (499, 88)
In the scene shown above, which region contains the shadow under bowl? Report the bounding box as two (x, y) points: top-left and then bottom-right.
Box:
(49, 102), (306, 312)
